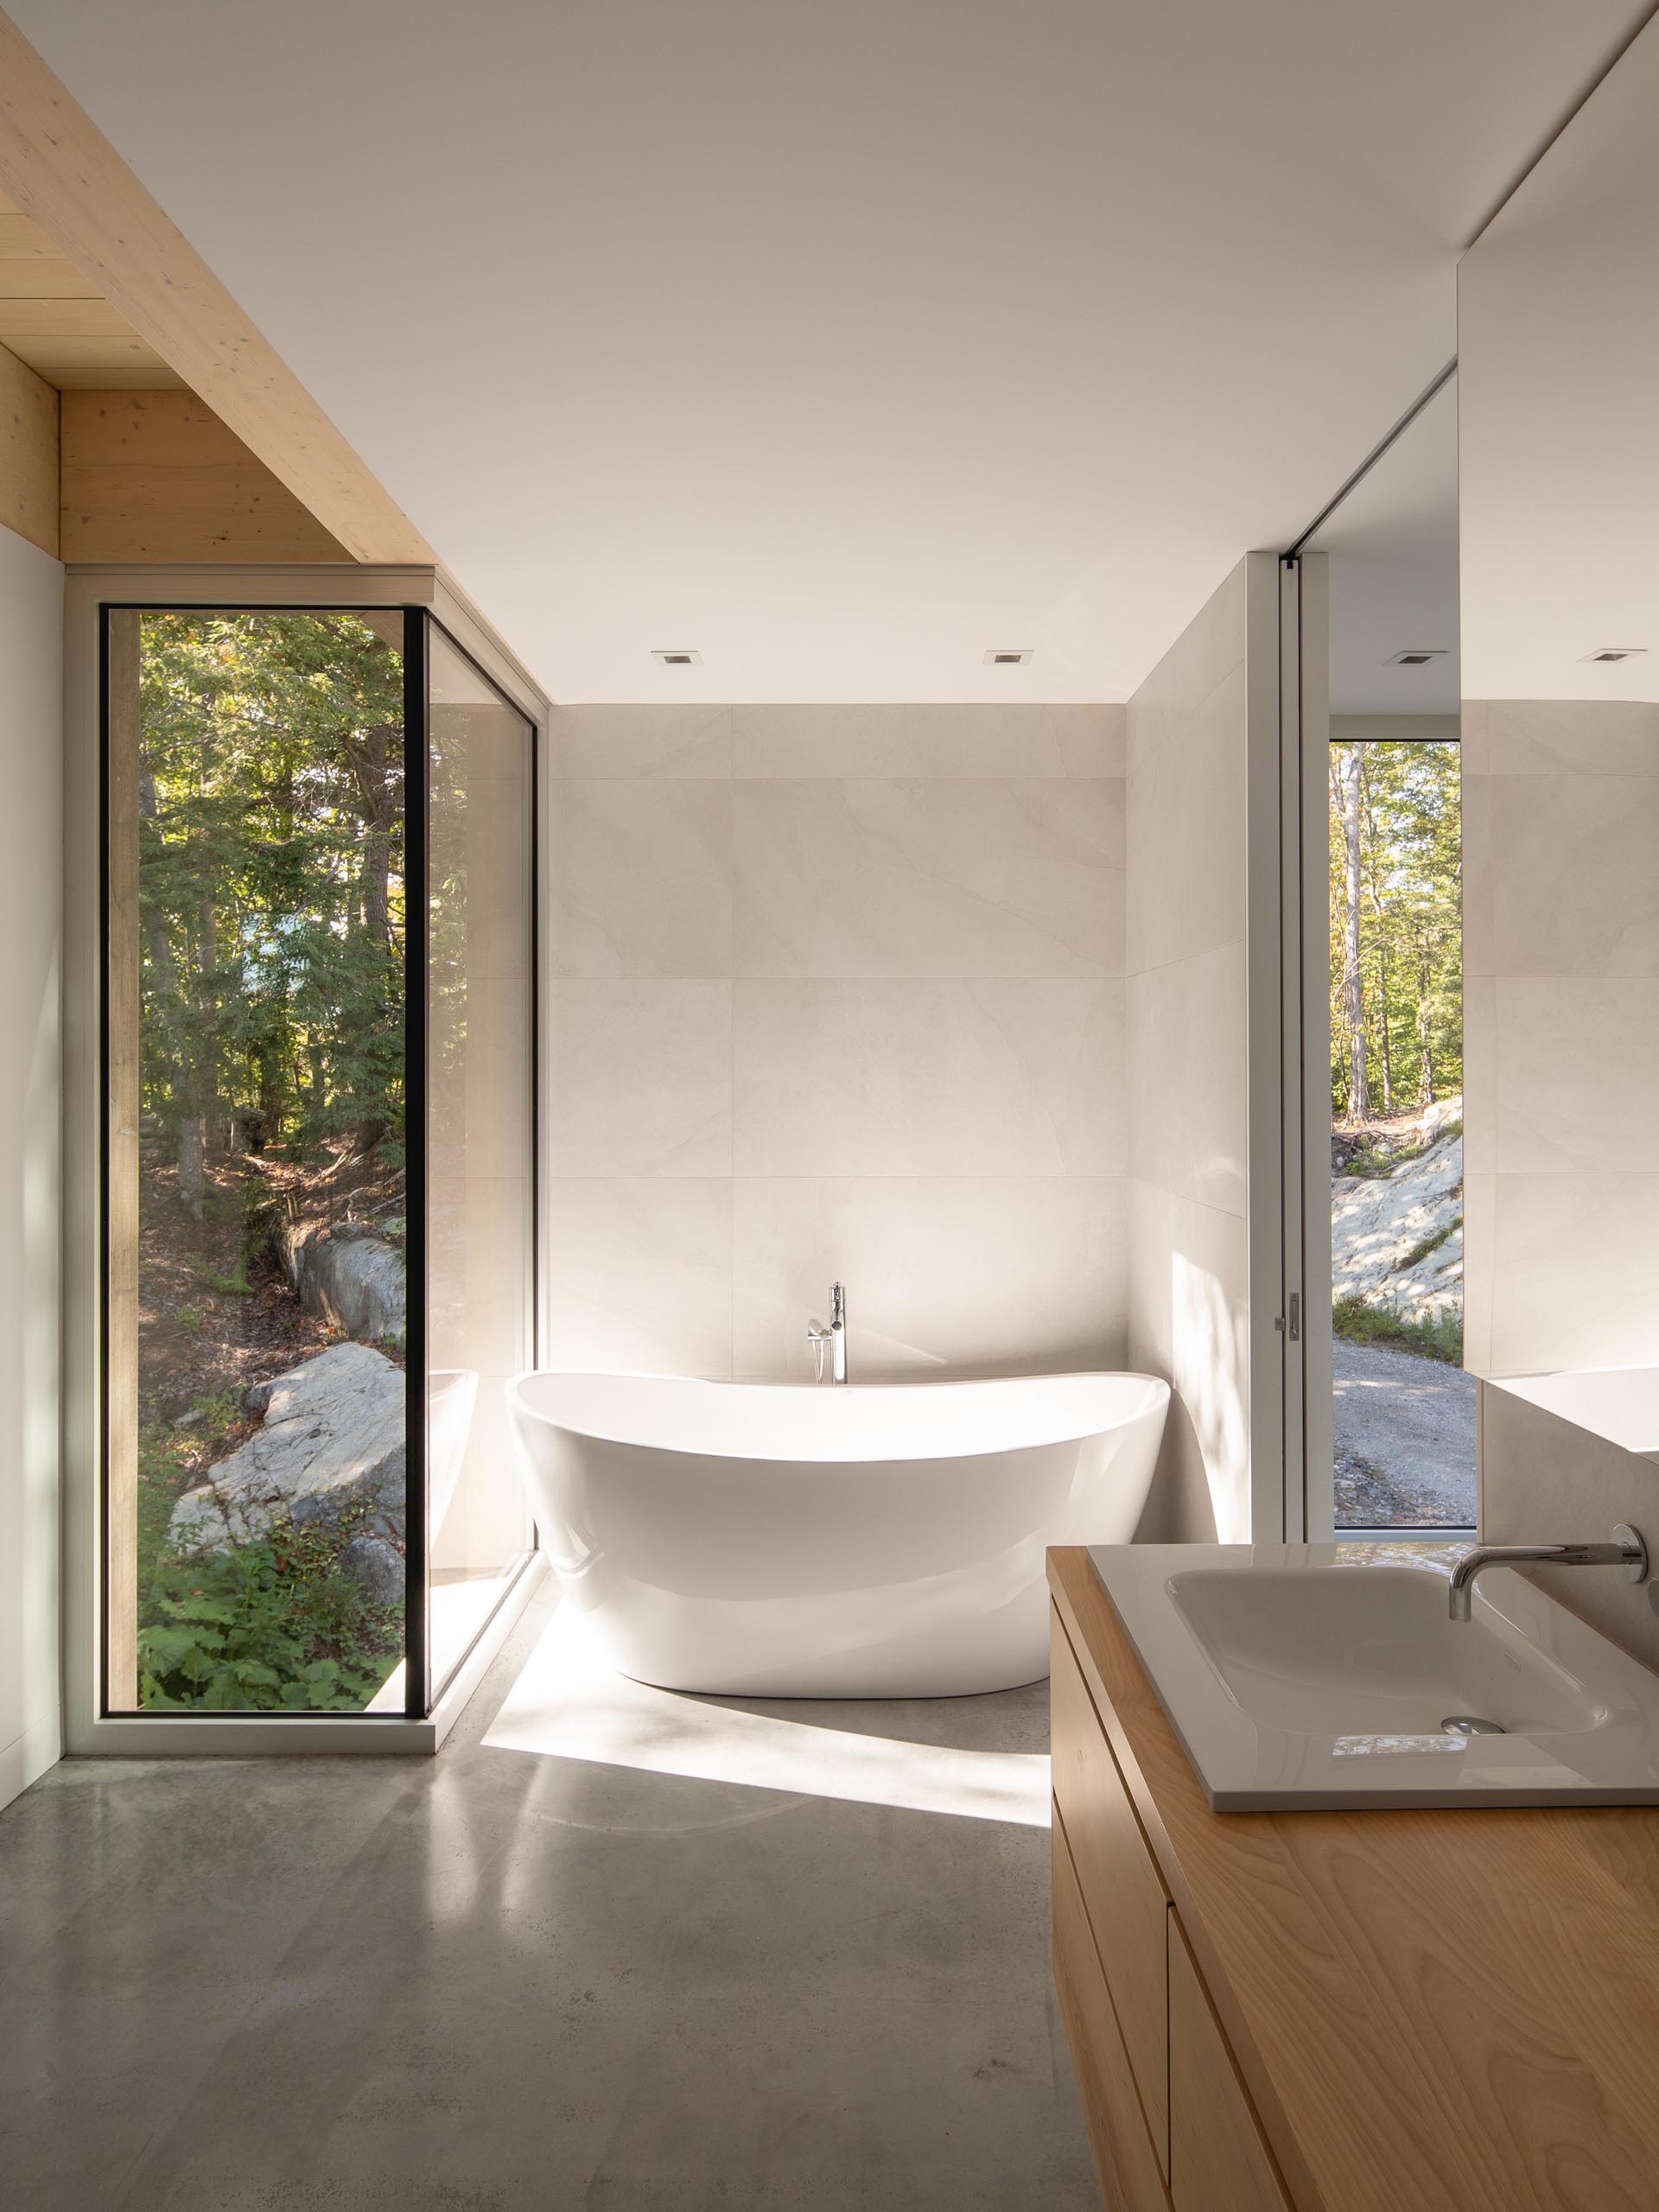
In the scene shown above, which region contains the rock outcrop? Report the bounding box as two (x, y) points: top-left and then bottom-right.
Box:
(280, 1218), (406, 1348)
(340, 1533), (406, 1605)
(169, 1341), (406, 1552)
(1332, 1128), (1462, 1326)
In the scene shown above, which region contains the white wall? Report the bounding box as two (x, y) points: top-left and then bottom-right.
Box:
(0, 521), (61, 1815)
(1462, 698), (1659, 1378)
(1125, 564), (1254, 1541)
(1479, 1382), (1659, 1669)
(543, 704), (1128, 1380)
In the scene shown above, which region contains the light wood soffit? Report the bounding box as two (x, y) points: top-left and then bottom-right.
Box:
(0, 11), (430, 563)
(0, 333), (57, 556)
(0, 190), (179, 385)
(61, 390), (350, 564)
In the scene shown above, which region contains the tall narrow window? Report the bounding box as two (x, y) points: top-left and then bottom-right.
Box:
(106, 609), (413, 1713)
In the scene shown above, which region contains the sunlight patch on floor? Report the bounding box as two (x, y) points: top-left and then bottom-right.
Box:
(482, 1608), (1052, 1827)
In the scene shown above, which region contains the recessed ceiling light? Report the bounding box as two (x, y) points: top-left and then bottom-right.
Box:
(1580, 646), (1646, 664)
(1384, 647), (1449, 667)
(983, 648), (1034, 666)
(651, 648), (702, 666)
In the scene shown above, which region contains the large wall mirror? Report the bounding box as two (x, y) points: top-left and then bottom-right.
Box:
(1304, 378), (1468, 1534)
(1460, 18), (1659, 1453)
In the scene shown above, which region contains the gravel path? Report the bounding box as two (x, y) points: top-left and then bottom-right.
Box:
(1332, 1338), (1477, 1529)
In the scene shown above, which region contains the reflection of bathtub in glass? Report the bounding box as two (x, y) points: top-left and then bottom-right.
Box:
(507, 1370), (1170, 1697)
(363, 1370), (486, 1712)
(428, 1369), (479, 1540)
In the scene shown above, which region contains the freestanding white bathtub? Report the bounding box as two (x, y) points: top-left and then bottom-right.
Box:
(507, 1370), (1169, 1696)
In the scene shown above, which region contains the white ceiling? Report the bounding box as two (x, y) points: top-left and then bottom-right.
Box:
(1462, 13), (1659, 702)
(9, 0), (1649, 702)
(1310, 377), (1459, 717)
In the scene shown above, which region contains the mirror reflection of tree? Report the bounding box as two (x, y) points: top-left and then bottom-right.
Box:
(1329, 740), (1461, 1128)
(1328, 737), (1471, 1530)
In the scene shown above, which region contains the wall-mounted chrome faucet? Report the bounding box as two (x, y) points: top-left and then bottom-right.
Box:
(1447, 1523), (1648, 1621)
(807, 1282), (848, 1385)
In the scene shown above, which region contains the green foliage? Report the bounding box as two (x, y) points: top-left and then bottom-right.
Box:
(1342, 1146), (1398, 1181)
(1330, 741), (1461, 1121)
(137, 611), (406, 1168)
(174, 1303), (206, 1336)
(138, 1534), (398, 1711)
(1400, 1216), (1462, 1272)
(1332, 1294), (1464, 1366)
(138, 1509), (399, 1713)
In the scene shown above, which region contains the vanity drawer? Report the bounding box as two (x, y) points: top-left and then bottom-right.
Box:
(1053, 1805), (1172, 2212)
(1168, 1916), (1291, 2212)
(1050, 1605), (1171, 2171)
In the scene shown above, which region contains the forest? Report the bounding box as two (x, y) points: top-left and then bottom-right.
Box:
(1328, 739), (1461, 1123)
(133, 611), (410, 1712)
(138, 611), (407, 1188)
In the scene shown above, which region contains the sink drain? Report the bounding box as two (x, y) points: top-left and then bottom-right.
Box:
(1441, 1714), (1506, 1737)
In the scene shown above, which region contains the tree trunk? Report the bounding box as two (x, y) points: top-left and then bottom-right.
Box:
(1336, 747), (1368, 1122)
(1418, 934), (1436, 1104)
(197, 886), (218, 1162)
(176, 1114), (205, 1220)
(1376, 945), (1394, 1113)
(343, 720), (399, 1159)
(1360, 780), (1394, 1113)
(252, 1040), (284, 1152)
(345, 721), (399, 948)
(365, 823), (390, 945)
(137, 766), (207, 1217)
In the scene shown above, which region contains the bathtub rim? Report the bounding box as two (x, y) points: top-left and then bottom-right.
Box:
(508, 1365), (1171, 1467)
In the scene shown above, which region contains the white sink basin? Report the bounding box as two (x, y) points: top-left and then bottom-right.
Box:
(1089, 1542), (1659, 1809)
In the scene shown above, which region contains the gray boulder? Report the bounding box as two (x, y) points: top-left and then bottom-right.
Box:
(1332, 1129), (1463, 1326)
(340, 1534), (405, 1605)
(280, 1219), (406, 1349)
(170, 1341), (406, 1552)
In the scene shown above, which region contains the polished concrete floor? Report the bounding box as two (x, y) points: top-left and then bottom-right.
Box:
(0, 1592), (1097, 2209)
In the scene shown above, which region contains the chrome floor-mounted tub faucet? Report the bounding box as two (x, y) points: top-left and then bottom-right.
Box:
(808, 1282), (848, 1384)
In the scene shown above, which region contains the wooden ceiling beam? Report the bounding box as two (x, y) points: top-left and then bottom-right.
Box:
(0, 333), (57, 556)
(60, 390), (351, 565)
(0, 9), (432, 565)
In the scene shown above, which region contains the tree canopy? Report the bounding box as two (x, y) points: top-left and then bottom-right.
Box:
(137, 612), (406, 1207)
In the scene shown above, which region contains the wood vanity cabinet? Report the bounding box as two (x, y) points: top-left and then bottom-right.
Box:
(1051, 1603), (1292, 2212)
(1049, 1545), (1659, 2212)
